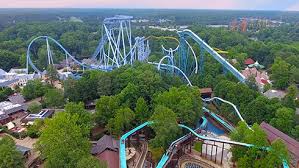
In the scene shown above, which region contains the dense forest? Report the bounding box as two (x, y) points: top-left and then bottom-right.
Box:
(1, 13), (298, 87)
(1, 9), (299, 29)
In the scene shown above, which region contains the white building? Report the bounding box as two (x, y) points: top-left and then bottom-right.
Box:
(0, 68), (39, 88)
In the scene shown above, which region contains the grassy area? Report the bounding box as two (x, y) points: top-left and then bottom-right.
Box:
(194, 141), (203, 152)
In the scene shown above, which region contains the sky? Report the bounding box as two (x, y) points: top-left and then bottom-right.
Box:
(1, 0), (299, 11)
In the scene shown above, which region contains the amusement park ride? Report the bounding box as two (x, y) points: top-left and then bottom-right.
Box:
(26, 15), (245, 83)
(25, 15), (288, 168)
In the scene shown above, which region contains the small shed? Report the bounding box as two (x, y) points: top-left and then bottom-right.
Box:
(244, 58), (255, 65)
(200, 88), (213, 98)
(16, 145), (31, 158)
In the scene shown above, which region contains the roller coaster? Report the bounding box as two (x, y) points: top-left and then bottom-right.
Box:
(120, 98), (289, 168)
(26, 15), (150, 73)
(24, 15), (287, 167)
(26, 15), (245, 84)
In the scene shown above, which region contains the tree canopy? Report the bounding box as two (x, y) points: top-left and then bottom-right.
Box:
(154, 86), (202, 127)
(44, 88), (64, 108)
(0, 136), (24, 168)
(22, 79), (48, 100)
(150, 105), (181, 150)
(270, 58), (292, 89)
(107, 107), (135, 137)
(36, 112), (92, 168)
(270, 107), (295, 135)
(230, 121), (289, 168)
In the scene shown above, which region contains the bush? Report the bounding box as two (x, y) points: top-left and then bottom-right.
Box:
(28, 102), (42, 114)
(26, 119), (44, 138)
(8, 130), (27, 139)
(27, 126), (40, 138)
(194, 141), (203, 152)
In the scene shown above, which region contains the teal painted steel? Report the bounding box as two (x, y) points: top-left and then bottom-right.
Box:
(203, 108), (235, 132)
(178, 29), (246, 83)
(119, 121), (153, 168)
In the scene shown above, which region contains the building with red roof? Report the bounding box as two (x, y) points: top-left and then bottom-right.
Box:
(260, 122), (299, 168)
(200, 88), (213, 98)
(244, 58), (255, 65)
(91, 135), (119, 168)
(241, 67), (271, 91)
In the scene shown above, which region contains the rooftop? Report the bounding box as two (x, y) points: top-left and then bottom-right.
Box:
(8, 93), (25, 104)
(16, 145), (31, 155)
(244, 58), (255, 65)
(263, 89), (286, 99)
(91, 135), (119, 155)
(200, 88), (213, 94)
(23, 109), (54, 122)
(260, 122), (299, 166)
(0, 101), (22, 111)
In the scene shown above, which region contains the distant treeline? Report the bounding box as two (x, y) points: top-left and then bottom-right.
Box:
(0, 9), (299, 29)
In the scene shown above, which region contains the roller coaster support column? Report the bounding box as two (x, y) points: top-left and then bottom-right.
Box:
(179, 35), (188, 74)
(199, 44), (205, 75)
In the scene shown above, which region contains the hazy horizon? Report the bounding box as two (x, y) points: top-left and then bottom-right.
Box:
(0, 0), (298, 11)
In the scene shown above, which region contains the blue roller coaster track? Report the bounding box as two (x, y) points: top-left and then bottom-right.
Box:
(119, 90), (288, 168)
(177, 29), (245, 83)
(26, 15), (150, 74)
(23, 15), (287, 168)
(120, 106), (289, 168)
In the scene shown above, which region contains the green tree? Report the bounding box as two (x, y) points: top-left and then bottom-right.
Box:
(28, 102), (42, 114)
(214, 80), (258, 111)
(0, 136), (24, 168)
(0, 87), (14, 101)
(97, 72), (112, 96)
(290, 66), (299, 84)
(107, 108), (135, 137)
(292, 125), (299, 140)
(27, 119), (44, 138)
(63, 78), (79, 102)
(135, 97), (150, 123)
(230, 122), (289, 168)
(76, 156), (107, 168)
(116, 83), (139, 109)
(243, 96), (282, 124)
(282, 85), (298, 109)
(154, 86), (202, 127)
(22, 80), (47, 100)
(0, 50), (20, 71)
(271, 58), (291, 89)
(37, 112), (91, 168)
(150, 105), (181, 150)
(270, 107), (295, 135)
(46, 65), (59, 86)
(94, 96), (119, 126)
(64, 102), (92, 137)
(64, 71), (100, 103)
(230, 122), (268, 162)
(263, 140), (290, 168)
(44, 88), (64, 108)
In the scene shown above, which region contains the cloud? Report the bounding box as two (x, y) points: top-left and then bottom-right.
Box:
(0, 0), (298, 10)
(288, 2), (299, 11)
(0, 0), (241, 9)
